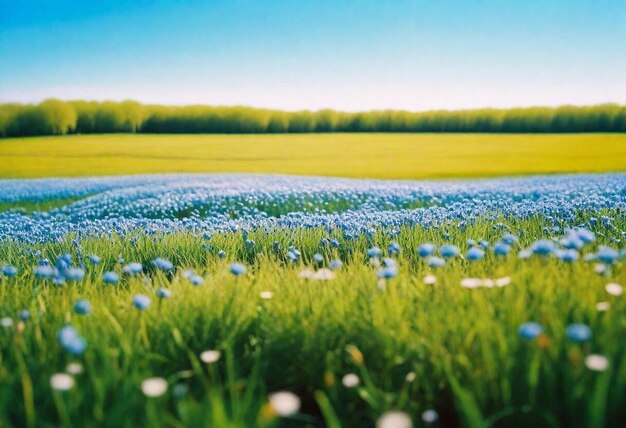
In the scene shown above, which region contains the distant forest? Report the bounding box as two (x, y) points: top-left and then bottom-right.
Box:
(1, 100), (625, 137)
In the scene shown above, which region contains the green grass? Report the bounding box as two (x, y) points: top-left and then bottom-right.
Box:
(0, 133), (625, 179)
(0, 214), (624, 427)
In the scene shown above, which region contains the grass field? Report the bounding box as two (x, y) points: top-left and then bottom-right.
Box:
(1, 217), (624, 428)
(0, 173), (624, 427)
(1, 133), (625, 179)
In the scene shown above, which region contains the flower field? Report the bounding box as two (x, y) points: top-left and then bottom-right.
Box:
(0, 173), (624, 427)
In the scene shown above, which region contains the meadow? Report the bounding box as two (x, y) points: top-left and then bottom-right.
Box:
(1, 133), (626, 179)
(0, 173), (624, 427)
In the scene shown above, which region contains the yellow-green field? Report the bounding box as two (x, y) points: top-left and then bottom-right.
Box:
(1, 133), (625, 179)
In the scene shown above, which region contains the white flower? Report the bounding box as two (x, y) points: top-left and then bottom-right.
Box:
(312, 268), (335, 281)
(605, 283), (623, 296)
(141, 377), (168, 397)
(421, 409), (439, 423)
(596, 301), (610, 311)
(341, 373), (360, 388)
(405, 371), (416, 382)
(260, 291), (273, 300)
(376, 411), (413, 428)
(200, 350), (221, 364)
(298, 269), (315, 279)
(585, 354), (609, 372)
(495, 276), (511, 287)
(460, 278), (482, 289)
(423, 275), (436, 285)
(268, 391), (301, 416)
(66, 362), (83, 375)
(0, 317), (13, 328)
(50, 373), (75, 391)
(482, 279), (495, 288)
(594, 263), (607, 274)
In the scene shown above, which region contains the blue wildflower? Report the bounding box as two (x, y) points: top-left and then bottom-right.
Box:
(189, 274), (204, 286)
(597, 246), (618, 264)
(367, 247), (382, 259)
(229, 263), (247, 276)
(152, 258), (173, 271)
(19, 310), (30, 321)
(103, 271), (119, 284)
(467, 247), (485, 261)
(518, 322), (543, 340)
(565, 323), (592, 342)
(558, 249), (579, 263)
(157, 288), (171, 299)
(531, 240), (555, 256)
(2, 265), (18, 277)
(64, 268), (85, 282)
(427, 256), (446, 268)
(88, 254), (101, 265)
(313, 253), (324, 264)
(123, 262), (143, 275)
(34, 265), (55, 279)
(73, 300), (92, 315)
(502, 233), (518, 245)
(132, 294), (151, 310)
(418, 243), (436, 257)
(440, 245), (460, 259)
(493, 242), (511, 256)
(329, 259), (343, 270)
(388, 241), (401, 256)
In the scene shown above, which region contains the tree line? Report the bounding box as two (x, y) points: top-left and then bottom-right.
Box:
(1, 100), (625, 137)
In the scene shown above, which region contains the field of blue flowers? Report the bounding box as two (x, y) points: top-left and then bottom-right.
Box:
(0, 173), (624, 427)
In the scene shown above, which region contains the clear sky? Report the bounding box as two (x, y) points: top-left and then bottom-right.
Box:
(1, 0), (625, 111)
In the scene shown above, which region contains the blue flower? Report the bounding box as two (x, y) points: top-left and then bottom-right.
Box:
(2, 265), (18, 277)
(19, 309), (30, 321)
(597, 246), (618, 264)
(313, 253), (324, 264)
(152, 258), (174, 271)
(132, 294), (151, 310)
(493, 242), (511, 256)
(123, 262), (143, 275)
(88, 254), (101, 265)
(427, 256), (445, 268)
(440, 245), (460, 259)
(218, 250), (225, 259)
(229, 263), (247, 276)
(565, 323), (592, 342)
(329, 259), (343, 270)
(467, 247), (485, 261)
(388, 241), (401, 256)
(157, 288), (171, 299)
(189, 274), (204, 286)
(64, 268), (85, 282)
(57, 325), (87, 355)
(518, 322), (543, 340)
(418, 243), (436, 257)
(531, 240), (555, 256)
(558, 249), (579, 263)
(34, 265), (55, 279)
(73, 299), (91, 315)
(377, 267), (397, 279)
(575, 228), (595, 244)
(502, 233), (518, 245)
(103, 271), (119, 284)
(367, 247), (382, 259)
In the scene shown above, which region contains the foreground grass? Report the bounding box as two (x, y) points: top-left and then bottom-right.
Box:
(0, 214), (624, 427)
(0, 133), (625, 179)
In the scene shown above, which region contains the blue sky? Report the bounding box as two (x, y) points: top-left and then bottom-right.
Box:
(1, 0), (625, 110)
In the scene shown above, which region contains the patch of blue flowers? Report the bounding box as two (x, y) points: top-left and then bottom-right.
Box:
(0, 173), (623, 244)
